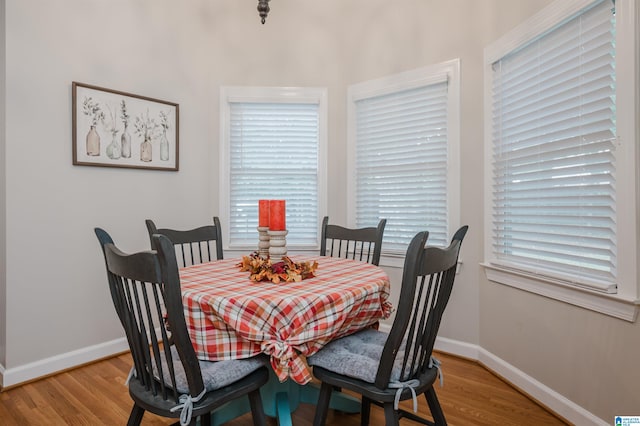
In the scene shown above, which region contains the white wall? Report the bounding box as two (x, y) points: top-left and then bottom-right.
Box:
(0, 0), (6, 369)
(2, 0), (638, 422)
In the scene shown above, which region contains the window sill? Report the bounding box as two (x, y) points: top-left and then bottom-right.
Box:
(481, 263), (639, 322)
(379, 253), (406, 268)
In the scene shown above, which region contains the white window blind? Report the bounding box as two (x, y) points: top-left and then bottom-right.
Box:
(228, 101), (320, 247)
(354, 81), (450, 253)
(490, 0), (617, 292)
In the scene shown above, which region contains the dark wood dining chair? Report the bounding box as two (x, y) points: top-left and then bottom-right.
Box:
(94, 228), (268, 426)
(320, 216), (387, 265)
(145, 217), (224, 267)
(308, 226), (468, 426)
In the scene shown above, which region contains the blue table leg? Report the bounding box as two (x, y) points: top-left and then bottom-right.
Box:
(260, 369), (300, 424)
(211, 397), (251, 426)
(211, 369), (361, 425)
(275, 392), (293, 426)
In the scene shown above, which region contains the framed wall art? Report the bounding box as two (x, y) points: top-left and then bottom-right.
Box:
(72, 82), (179, 171)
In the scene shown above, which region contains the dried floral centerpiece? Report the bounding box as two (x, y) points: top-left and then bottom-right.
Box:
(237, 252), (318, 284)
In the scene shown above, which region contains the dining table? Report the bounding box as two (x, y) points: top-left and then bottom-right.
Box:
(178, 254), (392, 426)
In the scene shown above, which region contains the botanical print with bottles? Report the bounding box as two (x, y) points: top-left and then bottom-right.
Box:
(72, 82), (178, 171)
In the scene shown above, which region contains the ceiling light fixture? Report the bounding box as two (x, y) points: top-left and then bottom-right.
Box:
(257, 0), (270, 24)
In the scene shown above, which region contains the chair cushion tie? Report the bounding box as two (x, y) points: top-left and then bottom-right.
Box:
(389, 378), (420, 411)
(170, 388), (206, 426)
(429, 355), (444, 387)
(124, 367), (135, 386)
(388, 356), (444, 412)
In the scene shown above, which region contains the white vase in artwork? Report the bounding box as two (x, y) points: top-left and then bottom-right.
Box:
(86, 126), (101, 156)
(106, 132), (121, 160)
(140, 136), (152, 162)
(121, 124), (131, 158)
(160, 130), (169, 161)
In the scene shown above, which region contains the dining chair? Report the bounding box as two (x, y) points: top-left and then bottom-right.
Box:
(320, 216), (387, 266)
(95, 228), (269, 426)
(145, 217), (224, 267)
(308, 225), (468, 426)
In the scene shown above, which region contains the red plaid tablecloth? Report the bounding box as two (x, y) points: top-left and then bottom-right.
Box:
(179, 255), (392, 384)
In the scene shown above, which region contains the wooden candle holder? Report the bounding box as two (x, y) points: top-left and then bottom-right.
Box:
(268, 230), (288, 260)
(257, 226), (270, 258)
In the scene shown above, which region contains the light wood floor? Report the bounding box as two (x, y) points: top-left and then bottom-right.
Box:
(0, 351), (568, 425)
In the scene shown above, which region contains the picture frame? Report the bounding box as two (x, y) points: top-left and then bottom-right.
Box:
(72, 82), (179, 171)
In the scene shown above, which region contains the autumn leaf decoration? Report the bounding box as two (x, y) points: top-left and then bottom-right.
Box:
(237, 252), (318, 284)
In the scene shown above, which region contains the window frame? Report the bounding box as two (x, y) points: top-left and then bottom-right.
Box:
(347, 60), (461, 267)
(483, 0), (640, 321)
(219, 86), (328, 252)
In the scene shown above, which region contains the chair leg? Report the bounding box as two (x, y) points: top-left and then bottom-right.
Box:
(248, 389), (267, 426)
(382, 402), (400, 426)
(313, 382), (333, 426)
(360, 396), (371, 426)
(200, 412), (212, 426)
(425, 386), (447, 425)
(126, 404), (145, 426)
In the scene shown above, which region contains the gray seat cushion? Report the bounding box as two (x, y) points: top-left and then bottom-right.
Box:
(308, 328), (404, 384)
(154, 346), (268, 394)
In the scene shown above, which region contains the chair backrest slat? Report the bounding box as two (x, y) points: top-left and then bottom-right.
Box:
(320, 216), (386, 266)
(375, 226), (468, 389)
(145, 218), (224, 267)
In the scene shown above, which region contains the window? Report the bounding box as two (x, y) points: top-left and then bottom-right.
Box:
(348, 61), (460, 257)
(484, 0), (639, 320)
(220, 87), (327, 249)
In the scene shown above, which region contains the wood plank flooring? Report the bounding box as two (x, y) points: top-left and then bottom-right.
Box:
(0, 351), (568, 425)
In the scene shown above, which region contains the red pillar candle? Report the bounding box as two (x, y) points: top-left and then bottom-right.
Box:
(258, 199), (270, 227)
(269, 200), (286, 231)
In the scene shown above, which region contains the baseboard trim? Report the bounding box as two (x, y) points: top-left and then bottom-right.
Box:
(432, 335), (480, 360)
(0, 337), (128, 390)
(434, 336), (607, 426)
